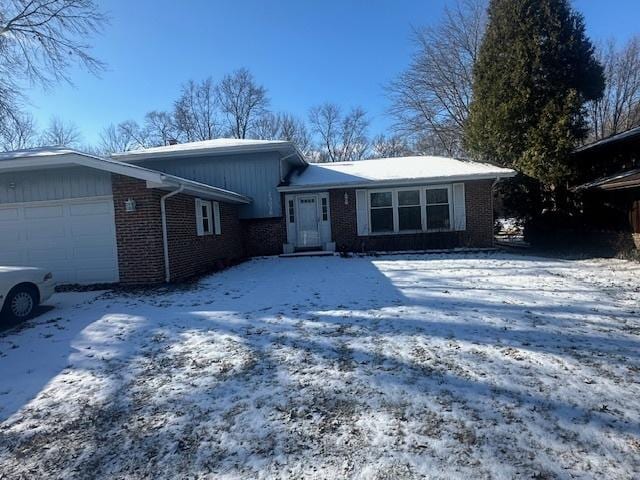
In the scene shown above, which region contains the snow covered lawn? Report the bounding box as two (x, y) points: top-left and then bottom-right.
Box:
(1, 253), (639, 479)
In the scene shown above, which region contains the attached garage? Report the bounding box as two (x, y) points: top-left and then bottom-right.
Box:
(0, 147), (250, 285)
(0, 197), (119, 284)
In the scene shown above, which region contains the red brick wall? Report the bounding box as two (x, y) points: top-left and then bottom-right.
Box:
(112, 174), (165, 285)
(111, 174), (245, 285)
(165, 194), (244, 281)
(241, 217), (286, 256)
(329, 179), (495, 253)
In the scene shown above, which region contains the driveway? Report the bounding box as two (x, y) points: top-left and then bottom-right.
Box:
(0, 253), (639, 479)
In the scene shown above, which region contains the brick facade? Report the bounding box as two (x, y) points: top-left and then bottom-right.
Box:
(328, 179), (495, 253)
(241, 217), (286, 256)
(111, 174), (244, 285)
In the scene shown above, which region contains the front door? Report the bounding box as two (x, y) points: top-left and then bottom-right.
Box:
(296, 195), (321, 248)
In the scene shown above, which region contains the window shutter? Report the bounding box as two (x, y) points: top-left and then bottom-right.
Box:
(213, 201), (221, 235)
(452, 183), (466, 231)
(356, 190), (369, 236)
(195, 199), (204, 236)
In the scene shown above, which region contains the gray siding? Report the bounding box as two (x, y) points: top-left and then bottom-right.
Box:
(135, 152), (284, 218)
(0, 166), (112, 204)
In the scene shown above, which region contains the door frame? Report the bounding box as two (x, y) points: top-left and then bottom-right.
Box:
(284, 192), (332, 250)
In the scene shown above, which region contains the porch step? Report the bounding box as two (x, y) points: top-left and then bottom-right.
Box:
(279, 251), (336, 258)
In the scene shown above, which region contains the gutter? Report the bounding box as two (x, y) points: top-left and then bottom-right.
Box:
(160, 185), (184, 283)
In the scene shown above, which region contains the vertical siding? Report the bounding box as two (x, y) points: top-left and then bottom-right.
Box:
(133, 152), (283, 218)
(0, 167), (112, 204)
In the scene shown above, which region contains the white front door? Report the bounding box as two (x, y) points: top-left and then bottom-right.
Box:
(296, 195), (321, 248)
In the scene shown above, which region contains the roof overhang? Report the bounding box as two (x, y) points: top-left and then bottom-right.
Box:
(0, 150), (251, 204)
(112, 141), (307, 167)
(277, 172), (516, 193)
(576, 168), (640, 191)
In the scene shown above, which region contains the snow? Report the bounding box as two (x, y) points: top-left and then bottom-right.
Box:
(0, 146), (79, 161)
(112, 138), (295, 160)
(287, 156), (516, 189)
(0, 253), (639, 478)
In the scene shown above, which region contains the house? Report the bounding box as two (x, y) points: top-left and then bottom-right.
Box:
(575, 126), (640, 250)
(0, 140), (515, 285)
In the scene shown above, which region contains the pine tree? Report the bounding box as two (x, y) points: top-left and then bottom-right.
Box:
(464, 0), (604, 192)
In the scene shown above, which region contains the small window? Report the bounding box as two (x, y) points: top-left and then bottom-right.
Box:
(321, 197), (328, 221)
(398, 190), (421, 231)
(196, 199), (214, 236)
(370, 191), (394, 233)
(288, 199), (295, 223)
(426, 188), (450, 230)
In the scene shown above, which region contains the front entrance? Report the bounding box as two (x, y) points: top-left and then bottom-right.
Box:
(296, 195), (321, 248)
(284, 192), (333, 251)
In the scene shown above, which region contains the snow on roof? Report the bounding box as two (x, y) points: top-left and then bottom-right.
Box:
(283, 156), (516, 190)
(0, 146), (77, 161)
(112, 138), (306, 164)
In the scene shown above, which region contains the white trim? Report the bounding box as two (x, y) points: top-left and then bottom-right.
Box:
(195, 198), (214, 236)
(278, 173), (515, 192)
(363, 184), (456, 236)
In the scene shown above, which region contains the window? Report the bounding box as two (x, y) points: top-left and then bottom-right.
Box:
(370, 191), (394, 233)
(426, 187), (450, 230)
(398, 190), (421, 231)
(288, 199), (295, 223)
(195, 199), (213, 236)
(321, 197), (328, 221)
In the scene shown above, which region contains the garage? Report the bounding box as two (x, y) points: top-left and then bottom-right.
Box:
(0, 197), (119, 284)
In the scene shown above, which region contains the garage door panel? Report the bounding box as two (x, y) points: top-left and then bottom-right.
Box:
(69, 202), (111, 216)
(0, 198), (119, 284)
(0, 208), (19, 221)
(24, 205), (64, 219)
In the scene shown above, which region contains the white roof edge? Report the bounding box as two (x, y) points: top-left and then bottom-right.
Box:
(277, 171), (516, 192)
(0, 150), (251, 204)
(112, 141), (308, 165)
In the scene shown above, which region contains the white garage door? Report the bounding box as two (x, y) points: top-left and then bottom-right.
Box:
(0, 197), (119, 284)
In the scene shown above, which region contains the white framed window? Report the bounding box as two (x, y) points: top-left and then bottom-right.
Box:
(195, 199), (213, 236)
(369, 191), (394, 233)
(397, 188), (422, 231)
(363, 185), (457, 236)
(425, 186), (452, 231)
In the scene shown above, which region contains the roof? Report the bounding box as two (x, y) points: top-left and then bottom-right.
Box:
(577, 167), (640, 191)
(280, 156), (516, 192)
(0, 146), (250, 204)
(575, 125), (640, 154)
(111, 138), (307, 165)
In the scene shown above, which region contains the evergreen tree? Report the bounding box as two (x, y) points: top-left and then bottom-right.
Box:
(464, 0), (604, 193)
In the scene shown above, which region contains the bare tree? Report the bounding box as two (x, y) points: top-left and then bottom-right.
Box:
(174, 78), (220, 141)
(0, 0), (107, 142)
(0, 112), (37, 151)
(253, 112), (311, 154)
(369, 134), (413, 158)
(217, 68), (270, 139)
(40, 117), (81, 147)
(587, 36), (640, 140)
(144, 110), (178, 146)
(309, 103), (369, 162)
(388, 0), (486, 156)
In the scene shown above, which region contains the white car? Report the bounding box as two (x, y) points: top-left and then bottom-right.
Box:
(0, 267), (56, 322)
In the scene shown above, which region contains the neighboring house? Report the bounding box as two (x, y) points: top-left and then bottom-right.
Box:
(575, 126), (640, 249)
(0, 140), (514, 286)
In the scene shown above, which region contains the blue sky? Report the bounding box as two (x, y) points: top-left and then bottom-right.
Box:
(23, 0), (640, 146)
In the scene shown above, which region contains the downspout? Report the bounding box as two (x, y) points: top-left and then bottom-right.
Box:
(160, 185), (184, 283)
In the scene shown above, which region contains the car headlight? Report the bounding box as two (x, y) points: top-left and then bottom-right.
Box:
(43, 272), (53, 281)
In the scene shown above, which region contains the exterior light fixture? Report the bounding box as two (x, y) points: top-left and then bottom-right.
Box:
(125, 198), (137, 212)
(344, 192), (349, 205)
(8, 182), (16, 189)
